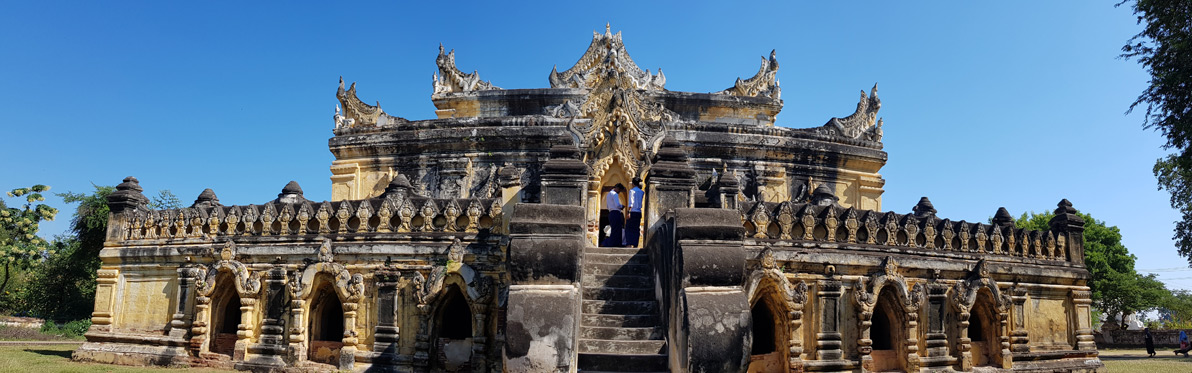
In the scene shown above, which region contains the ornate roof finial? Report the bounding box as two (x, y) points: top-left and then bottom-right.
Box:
(913, 197), (936, 218)
(275, 181), (306, 204)
(107, 176), (149, 213)
(605, 23), (611, 36)
(811, 184), (838, 207)
(992, 207), (1015, 228)
(192, 188), (222, 208)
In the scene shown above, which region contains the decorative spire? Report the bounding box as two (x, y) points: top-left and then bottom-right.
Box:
(913, 197), (936, 218)
(992, 207), (1015, 228)
(107, 176), (149, 213)
(382, 174), (416, 199)
(275, 181), (306, 204)
(810, 184), (838, 207)
(192, 188), (222, 208)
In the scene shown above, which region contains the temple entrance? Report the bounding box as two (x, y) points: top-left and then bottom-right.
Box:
(432, 284), (474, 372)
(969, 289), (1001, 367)
(593, 160), (633, 247)
(307, 281), (344, 365)
(871, 287), (907, 372)
(210, 272), (240, 358)
(747, 294), (786, 373)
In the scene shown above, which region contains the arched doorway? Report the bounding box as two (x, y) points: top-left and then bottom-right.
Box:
(432, 284), (474, 372)
(748, 292), (787, 373)
(969, 289), (1001, 367)
(210, 272), (240, 358)
(595, 160), (633, 247)
(307, 280), (344, 365)
(871, 287), (908, 372)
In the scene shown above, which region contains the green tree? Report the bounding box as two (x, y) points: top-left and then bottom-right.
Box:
(0, 185), (58, 295)
(1016, 210), (1168, 328)
(1119, 1), (1192, 265)
(148, 189), (182, 210)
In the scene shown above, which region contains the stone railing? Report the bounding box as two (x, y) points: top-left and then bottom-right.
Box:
(104, 177), (504, 244)
(738, 197), (1085, 264)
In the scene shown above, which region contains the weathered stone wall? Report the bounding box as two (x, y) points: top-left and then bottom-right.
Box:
(1096, 329), (1183, 348)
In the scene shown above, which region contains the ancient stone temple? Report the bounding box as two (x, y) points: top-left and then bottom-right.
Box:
(74, 27), (1103, 372)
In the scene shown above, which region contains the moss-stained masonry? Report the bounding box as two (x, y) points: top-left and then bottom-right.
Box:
(74, 28), (1101, 372)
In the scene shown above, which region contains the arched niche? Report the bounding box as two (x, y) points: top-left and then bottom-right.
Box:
(871, 286), (909, 372)
(306, 273), (346, 365)
(969, 288), (1002, 367)
(748, 285), (788, 373)
(193, 257), (261, 359)
(431, 283), (475, 372)
(209, 271), (241, 358)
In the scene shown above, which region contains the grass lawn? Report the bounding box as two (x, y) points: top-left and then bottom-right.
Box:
(1099, 348), (1192, 373)
(0, 344), (227, 373)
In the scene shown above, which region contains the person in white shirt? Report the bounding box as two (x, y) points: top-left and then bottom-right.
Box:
(623, 178), (644, 247)
(602, 183), (626, 247)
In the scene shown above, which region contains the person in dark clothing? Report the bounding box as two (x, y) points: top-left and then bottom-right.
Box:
(602, 184), (626, 247)
(1145, 327), (1155, 357)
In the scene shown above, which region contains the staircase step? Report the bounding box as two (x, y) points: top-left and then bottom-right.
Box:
(581, 314), (659, 328)
(584, 262), (652, 276)
(577, 353), (668, 372)
(582, 300), (657, 315)
(583, 287), (654, 301)
(585, 253), (649, 265)
(578, 339), (667, 355)
(580, 326), (663, 340)
(583, 274), (652, 288)
(585, 247), (647, 255)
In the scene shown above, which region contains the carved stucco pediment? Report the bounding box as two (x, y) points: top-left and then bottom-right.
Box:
(549, 25), (665, 91)
(195, 240), (262, 298)
(541, 26), (681, 178)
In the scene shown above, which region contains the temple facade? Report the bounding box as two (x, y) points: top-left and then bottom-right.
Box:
(74, 28), (1102, 372)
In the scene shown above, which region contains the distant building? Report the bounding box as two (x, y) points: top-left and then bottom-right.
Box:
(74, 28), (1102, 372)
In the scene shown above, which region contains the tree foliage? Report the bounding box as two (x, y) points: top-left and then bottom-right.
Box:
(0, 185), (58, 295)
(1016, 210), (1167, 328)
(1119, 1), (1192, 264)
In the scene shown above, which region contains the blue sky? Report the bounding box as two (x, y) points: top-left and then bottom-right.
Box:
(2, 2), (1185, 287)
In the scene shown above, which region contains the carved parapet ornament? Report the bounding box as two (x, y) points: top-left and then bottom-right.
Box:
(433, 45), (501, 94)
(817, 84), (883, 142)
(718, 50), (780, 99)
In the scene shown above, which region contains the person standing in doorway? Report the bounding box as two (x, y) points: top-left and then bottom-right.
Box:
(623, 178), (644, 247)
(602, 184), (626, 247)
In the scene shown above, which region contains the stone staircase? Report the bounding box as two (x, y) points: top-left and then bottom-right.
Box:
(577, 246), (668, 372)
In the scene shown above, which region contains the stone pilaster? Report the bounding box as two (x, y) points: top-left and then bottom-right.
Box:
(816, 278), (844, 361)
(923, 283), (953, 368)
(1071, 289), (1096, 351)
(169, 266), (202, 340)
(372, 270), (401, 367)
(1010, 285), (1030, 353)
(239, 264), (287, 370)
(88, 268), (120, 334)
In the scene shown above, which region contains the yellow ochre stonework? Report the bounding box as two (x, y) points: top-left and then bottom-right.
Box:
(74, 28), (1100, 372)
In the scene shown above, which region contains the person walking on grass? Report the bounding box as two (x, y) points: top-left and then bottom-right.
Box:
(1145, 327), (1155, 357)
